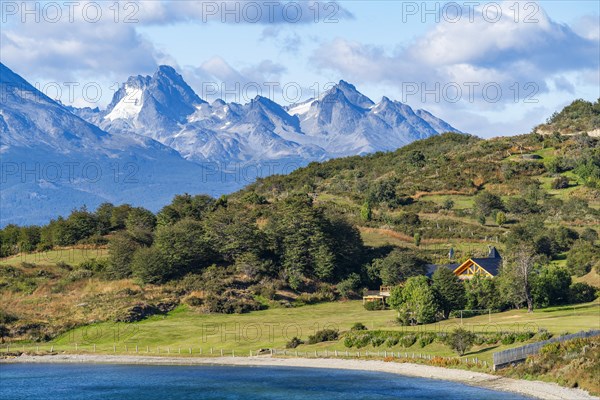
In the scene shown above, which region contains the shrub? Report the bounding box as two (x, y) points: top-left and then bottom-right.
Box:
(77, 258), (107, 273)
(351, 322), (368, 331)
(569, 282), (598, 304)
(286, 337), (304, 349)
(55, 261), (72, 270)
(551, 176), (570, 189)
(417, 332), (436, 348)
(400, 334), (417, 348)
(67, 269), (93, 282)
(501, 333), (516, 345)
(0, 310), (18, 324)
(535, 329), (553, 341)
(371, 336), (385, 347)
(515, 331), (535, 342)
(337, 273), (361, 298)
(343, 336), (355, 348)
(185, 296), (203, 307)
(386, 336), (400, 347)
(447, 328), (476, 356)
(354, 334), (371, 348)
(307, 329), (339, 344)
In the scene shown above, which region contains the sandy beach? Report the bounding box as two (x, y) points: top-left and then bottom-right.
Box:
(1, 354), (597, 400)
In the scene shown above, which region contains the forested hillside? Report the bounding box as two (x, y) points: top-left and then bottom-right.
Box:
(1, 99), (599, 341)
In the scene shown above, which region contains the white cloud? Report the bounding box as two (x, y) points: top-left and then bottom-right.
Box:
(310, 1), (598, 111)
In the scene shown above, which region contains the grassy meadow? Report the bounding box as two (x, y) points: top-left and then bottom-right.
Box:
(3, 299), (597, 366)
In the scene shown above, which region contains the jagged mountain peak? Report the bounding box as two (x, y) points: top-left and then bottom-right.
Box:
(329, 80), (375, 109)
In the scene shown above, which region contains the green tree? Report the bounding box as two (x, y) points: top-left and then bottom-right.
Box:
(478, 214), (486, 226)
(107, 231), (142, 279)
(267, 195), (336, 288)
(131, 246), (170, 284)
(63, 207), (98, 244)
(442, 199), (455, 211)
(465, 274), (499, 310)
(567, 240), (599, 276)
(125, 207), (156, 232)
(369, 250), (425, 286)
(18, 226), (41, 252)
(204, 205), (265, 263)
(473, 191), (504, 216)
(360, 202), (372, 222)
(495, 211), (507, 227)
(0, 325), (9, 344)
(581, 228), (598, 244)
(447, 328), (476, 356)
(393, 276), (439, 325)
(109, 204), (133, 231)
(532, 265), (572, 308)
(156, 194), (215, 225)
(414, 233), (422, 247)
(432, 267), (466, 319)
(154, 219), (212, 276)
(95, 203), (115, 234)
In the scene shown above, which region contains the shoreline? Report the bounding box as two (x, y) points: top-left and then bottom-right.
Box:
(2, 354), (597, 400)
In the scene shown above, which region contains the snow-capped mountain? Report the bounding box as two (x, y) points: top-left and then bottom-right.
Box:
(90, 68), (460, 163)
(1, 63), (460, 225)
(0, 63), (238, 226)
(286, 81), (459, 155)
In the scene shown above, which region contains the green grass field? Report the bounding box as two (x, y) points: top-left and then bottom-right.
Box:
(0, 248), (108, 267)
(6, 299), (597, 365)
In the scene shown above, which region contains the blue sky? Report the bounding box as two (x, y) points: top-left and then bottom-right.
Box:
(1, 0), (598, 137)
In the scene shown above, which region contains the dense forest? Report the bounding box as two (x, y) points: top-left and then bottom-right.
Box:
(0, 99), (599, 339)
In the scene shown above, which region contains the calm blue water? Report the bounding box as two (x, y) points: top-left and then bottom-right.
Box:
(0, 364), (532, 400)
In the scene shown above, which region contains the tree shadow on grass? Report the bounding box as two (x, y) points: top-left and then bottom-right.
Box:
(465, 344), (500, 356)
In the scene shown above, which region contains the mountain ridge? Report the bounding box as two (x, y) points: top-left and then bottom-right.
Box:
(0, 62), (460, 225)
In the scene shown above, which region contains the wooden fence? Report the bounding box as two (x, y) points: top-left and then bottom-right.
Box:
(492, 329), (600, 370)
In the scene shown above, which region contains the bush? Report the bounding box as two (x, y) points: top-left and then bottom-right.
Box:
(286, 337), (304, 349)
(386, 336), (400, 347)
(535, 329), (553, 341)
(66, 269), (93, 282)
(307, 329), (339, 344)
(337, 273), (361, 298)
(515, 331), (535, 342)
(371, 336), (385, 347)
(551, 176), (570, 189)
(351, 322), (368, 331)
(0, 310), (18, 324)
(354, 334), (371, 348)
(343, 336), (355, 348)
(55, 261), (72, 270)
(363, 301), (386, 311)
(569, 282), (598, 304)
(447, 328), (476, 356)
(77, 258), (107, 273)
(185, 296), (203, 307)
(203, 291), (263, 314)
(418, 332), (436, 348)
(501, 333), (516, 345)
(400, 334), (417, 348)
